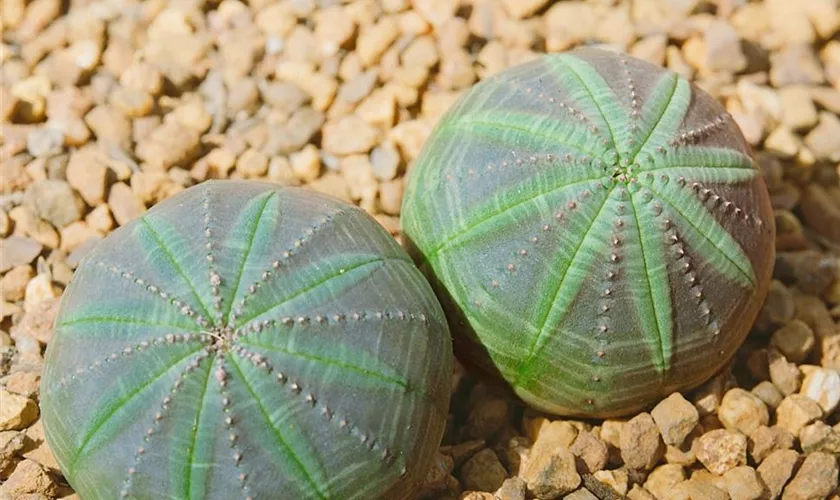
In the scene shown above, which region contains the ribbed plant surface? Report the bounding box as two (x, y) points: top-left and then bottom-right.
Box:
(401, 48), (774, 418)
(41, 180), (452, 499)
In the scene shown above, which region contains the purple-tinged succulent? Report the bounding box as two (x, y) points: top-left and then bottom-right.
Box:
(401, 48), (775, 417)
(40, 180), (452, 499)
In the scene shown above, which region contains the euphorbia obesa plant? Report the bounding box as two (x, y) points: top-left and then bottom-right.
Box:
(41, 180), (452, 499)
(401, 48), (775, 418)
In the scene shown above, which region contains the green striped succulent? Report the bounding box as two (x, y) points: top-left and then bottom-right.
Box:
(41, 181), (452, 499)
(401, 48), (775, 418)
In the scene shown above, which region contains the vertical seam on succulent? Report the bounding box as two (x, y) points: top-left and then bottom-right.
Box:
(235, 310), (432, 393)
(45, 334), (207, 397)
(237, 336), (409, 389)
(620, 55), (641, 156)
(669, 113), (730, 148)
(627, 192), (668, 375)
(644, 163), (756, 174)
(424, 175), (612, 262)
(442, 153), (582, 187)
(592, 210), (625, 372)
(638, 182), (756, 287)
(492, 76), (612, 149)
(629, 72), (679, 161)
(229, 207), (349, 326)
(551, 57), (619, 153)
(203, 185), (224, 326)
(225, 355), (329, 500)
(215, 357), (255, 500)
(70, 345), (207, 469)
(225, 191), (277, 327)
(93, 261), (208, 327)
(513, 186), (616, 388)
(120, 348), (212, 499)
(232, 347), (398, 468)
(684, 180), (759, 227)
(238, 309), (428, 334)
(654, 207), (721, 340)
(183, 355), (213, 500)
(56, 315), (198, 331)
(233, 255), (406, 328)
(621, 55), (641, 126)
(645, 146), (756, 174)
(139, 217), (214, 322)
(439, 117), (600, 159)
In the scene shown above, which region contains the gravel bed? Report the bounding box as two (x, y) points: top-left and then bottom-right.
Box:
(1, 0), (839, 499)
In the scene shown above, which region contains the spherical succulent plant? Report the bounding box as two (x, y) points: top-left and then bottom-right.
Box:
(41, 180), (452, 499)
(401, 48), (775, 418)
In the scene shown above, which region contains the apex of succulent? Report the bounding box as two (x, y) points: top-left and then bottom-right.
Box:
(401, 47), (775, 418)
(41, 180), (452, 499)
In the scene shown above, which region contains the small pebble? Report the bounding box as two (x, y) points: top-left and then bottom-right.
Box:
(4, 371), (41, 399)
(526, 419), (578, 452)
(751, 381), (784, 409)
(643, 463), (685, 500)
(775, 394), (823, 435)
(235, 148), (269, 179)
(519, 447), (581, 499)
(569, 430), (607, 474)
(0, 265), (35, 302)
(781, 452), (839, 500)
(290, 144), (322, 183)
(805, 112), (840, 162)
(723, 466), (765, 500)
(799, 421), (840, 454)
(692, 372), (727, 416)
(799, 368), (840, 414)
(718, 388), (770, 436)
(620, 413), (665, 471)
(494, 477), (526, 500)
(26, 126), (64, 158)
(370, 144), (401, 181)
(769, 349), (802, 396)
(684, 478), (730, 500)
(107, 182), (146, 226)
(748, 425), (795, 464)
(379, 179), (404, 216)
(9, 205), (60, 249)
(592, 469), (629, 496)
(756, 280), (795, 331)
(0, 237), (43, 273)
(770, 320), (815, 363)
(696, 429), (747, 475)
(770, 44), (825, 87)
(651, 392), (699, 447)
(356, 17), (399, 66)
(779, 86), (818, 131)
(704, 20), (747, 72)
(419, 451), (453, 495)
(0, 390), (39, 431)
(321, 115), (380, 156)
(66, 146), (110, 205)
(756, 449), (800, 500)
(0, 459), (58, 497)
(564, 488), (599, 500)
(460, 448), (507, 493)
(24, 179), (85, 228)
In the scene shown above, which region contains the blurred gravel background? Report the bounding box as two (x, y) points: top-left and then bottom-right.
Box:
(1, 0), (839, 499)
